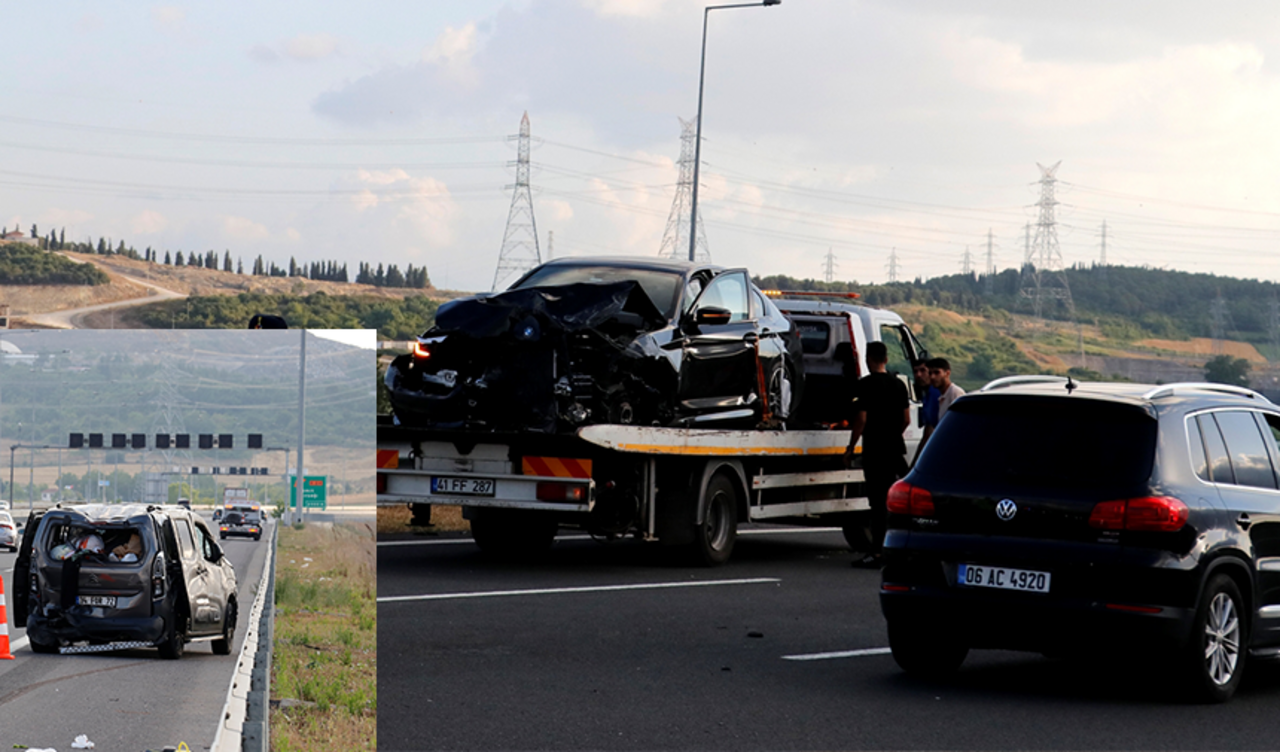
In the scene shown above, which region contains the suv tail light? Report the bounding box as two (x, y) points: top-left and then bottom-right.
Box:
(887, 480), (934, 516)
(1089, 496), (1188, 532)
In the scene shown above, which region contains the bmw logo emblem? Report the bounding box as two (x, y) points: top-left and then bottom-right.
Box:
(995, 499), (1017, 521)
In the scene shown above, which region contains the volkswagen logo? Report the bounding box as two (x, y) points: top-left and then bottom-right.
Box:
(995, 499), (1018, 521)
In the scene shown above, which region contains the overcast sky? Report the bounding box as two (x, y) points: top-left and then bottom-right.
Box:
(6, 1), (1280, 293)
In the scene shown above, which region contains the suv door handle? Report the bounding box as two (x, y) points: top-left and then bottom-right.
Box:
(1237, 514), (1252, 530)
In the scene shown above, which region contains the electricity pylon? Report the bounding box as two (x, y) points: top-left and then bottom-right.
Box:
(492, 112), (541, 291)
(658, 117), (710, 262)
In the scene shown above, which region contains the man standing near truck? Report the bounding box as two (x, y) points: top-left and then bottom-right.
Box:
(847, 341), (910, 568)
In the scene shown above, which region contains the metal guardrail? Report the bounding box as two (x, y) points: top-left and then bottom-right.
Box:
(210, 521), (277, 752)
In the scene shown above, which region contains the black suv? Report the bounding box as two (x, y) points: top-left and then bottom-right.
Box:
(879, 378), (1280, 702)
(14, 504), (238, 659)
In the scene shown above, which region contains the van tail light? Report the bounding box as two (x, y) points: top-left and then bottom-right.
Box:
(152, 553), (166, 599)
(1089, 496), (1188, 532)
(887, 480), (934, 517)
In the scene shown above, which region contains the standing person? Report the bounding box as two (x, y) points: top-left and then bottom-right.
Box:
(911, 359), (940, 463)
(847, 341), (910, 568)
(928, 357), (965, 423)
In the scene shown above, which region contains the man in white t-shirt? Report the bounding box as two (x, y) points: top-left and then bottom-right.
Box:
(928, 357), (965, 423)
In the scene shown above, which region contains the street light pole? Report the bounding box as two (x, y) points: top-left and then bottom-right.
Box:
(688, 0), (781, 262)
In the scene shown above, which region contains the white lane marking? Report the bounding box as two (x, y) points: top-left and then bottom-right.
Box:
(782, 647), (892, 661)
(378, 577), (781, 603)
(376, 527), (842, 547)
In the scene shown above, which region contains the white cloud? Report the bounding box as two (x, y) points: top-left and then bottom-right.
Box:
(286, 227), (302, 242)
(285, 33), (342, 61)
(346, 169), (460, 246)
(579, 0), (673, 19)
(151, 6), (185, 30)
(547, 200), (575, 222)
(131, 210), (167, 235)
(222, 216), (270, 241)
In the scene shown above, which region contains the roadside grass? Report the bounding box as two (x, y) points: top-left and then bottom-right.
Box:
(377, 503), (467, 535)
(271, 522), (376, 751)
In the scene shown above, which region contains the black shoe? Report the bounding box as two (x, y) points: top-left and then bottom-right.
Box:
(850, 553), (882, 569)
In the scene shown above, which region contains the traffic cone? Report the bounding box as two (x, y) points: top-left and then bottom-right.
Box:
(0, 575), (14, 659)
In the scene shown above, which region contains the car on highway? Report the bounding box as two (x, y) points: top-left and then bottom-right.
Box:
(13, 503), (238, 659)
(879, 378), (1280, 702)
(384, 257), (805, 432)
(0, 510), (17, 551)
(219, 509), (263, 541)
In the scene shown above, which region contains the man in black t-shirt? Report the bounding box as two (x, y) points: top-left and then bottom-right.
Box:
(847, 341), (910, 567)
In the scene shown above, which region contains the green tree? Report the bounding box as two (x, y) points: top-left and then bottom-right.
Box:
(1204, 355), (1251, 387)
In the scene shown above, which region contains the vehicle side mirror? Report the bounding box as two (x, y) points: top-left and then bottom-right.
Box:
(695, 307), (732, 327)
(209, 544), (224, 563)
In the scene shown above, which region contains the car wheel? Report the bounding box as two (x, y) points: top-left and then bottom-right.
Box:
(887, 617), (968, 678)
(212, 600), (237, 656)
(158, 615), (185, 660)
(689, 473), (738, 567)
(765, 361), (795, 423)
(470, 509), (558, 559)
(1180, 573), (1246, 703)
(29, 636), (59, 654)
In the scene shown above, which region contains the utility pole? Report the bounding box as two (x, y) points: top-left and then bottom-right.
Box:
(822, 248), (837, 283)
(658, 117), (711, 262)
(1018, 162), (1075, 323)
(1099, 220), (1108, 281)
(984, 228), (995, 295)
(492, 112), (541, 291)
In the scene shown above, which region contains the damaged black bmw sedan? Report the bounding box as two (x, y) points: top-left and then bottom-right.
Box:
(385, 257), (805, 432)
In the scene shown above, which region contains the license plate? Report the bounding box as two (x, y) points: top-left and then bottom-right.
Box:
(957, 564), (1050, 593)
(431, 476), (496, 497)
(76, 595), (118, 608)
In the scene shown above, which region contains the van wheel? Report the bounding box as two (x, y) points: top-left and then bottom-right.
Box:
(29, 636), (59, 654)
(689, 474), (738, 567)
(1181, 574), (1246, 703)
(212, 600), (237, 656)
(887, 617), (968, 678)
(158, 617), (185, 660)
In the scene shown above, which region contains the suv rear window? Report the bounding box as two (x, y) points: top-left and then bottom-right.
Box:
(915, 397), (1157, 491)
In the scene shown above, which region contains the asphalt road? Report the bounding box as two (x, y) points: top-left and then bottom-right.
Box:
(378, 526), (1280, 752)
(0, 517), (269, 751)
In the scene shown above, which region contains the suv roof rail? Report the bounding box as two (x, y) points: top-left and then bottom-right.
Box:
(1141, 382), (1272, 403)
(979, 375), (1071, 392)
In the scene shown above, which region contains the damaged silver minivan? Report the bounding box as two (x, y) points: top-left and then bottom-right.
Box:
(12, 503), (238, 659)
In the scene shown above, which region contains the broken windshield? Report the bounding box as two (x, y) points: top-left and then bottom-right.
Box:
(511, 265), (683, 321)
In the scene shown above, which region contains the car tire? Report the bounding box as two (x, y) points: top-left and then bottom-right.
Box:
(1180, 573), (1246, 703)
(765, 360), (795, 424)
(158, 616), (185, 660)
(470, 509), (558, 559)
(688, 473), (738, 567)
(887, 617), (968, 678)
(212, 599), (237, 656)
(29, 636), (59, 654)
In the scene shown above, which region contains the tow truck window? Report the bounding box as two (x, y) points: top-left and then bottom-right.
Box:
(879, 324), (913, 376)
(796, 321), (831, 354)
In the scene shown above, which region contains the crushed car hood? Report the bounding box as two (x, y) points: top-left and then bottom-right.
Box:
(386, 281), (676, 432)
(434, 280), (667, 337)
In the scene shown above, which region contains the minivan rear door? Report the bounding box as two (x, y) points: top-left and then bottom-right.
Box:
(12, 510), (45, 628)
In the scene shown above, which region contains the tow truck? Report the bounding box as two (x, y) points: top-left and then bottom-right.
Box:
(377, 290), (929, 565)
